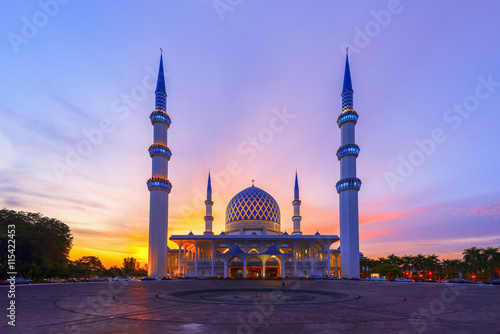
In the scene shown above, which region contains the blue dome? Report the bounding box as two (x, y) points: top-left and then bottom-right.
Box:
(225, 186), (280, 224)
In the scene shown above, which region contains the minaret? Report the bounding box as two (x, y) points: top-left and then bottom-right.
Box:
(147, 52), (172, 277)
(292, 171), (302, 235)
(336, 52), (361, 278)
(204, 172), (214, 235)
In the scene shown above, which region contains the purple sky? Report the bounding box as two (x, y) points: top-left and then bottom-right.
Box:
(1, 1), (499, 266)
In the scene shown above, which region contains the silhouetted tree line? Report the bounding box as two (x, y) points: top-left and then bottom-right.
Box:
(360, 248), (500, 282)
(1, 209), (147, 282)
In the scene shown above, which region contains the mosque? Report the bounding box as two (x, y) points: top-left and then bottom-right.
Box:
(146, 52), (361, 279)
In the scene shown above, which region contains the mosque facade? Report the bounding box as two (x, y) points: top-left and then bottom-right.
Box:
(147, 53), (361, 279)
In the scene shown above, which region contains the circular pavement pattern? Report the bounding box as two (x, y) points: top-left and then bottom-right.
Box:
(160, 288), (360, 304)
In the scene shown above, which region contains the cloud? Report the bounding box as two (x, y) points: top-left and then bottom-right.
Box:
(452, 202), (500, 219)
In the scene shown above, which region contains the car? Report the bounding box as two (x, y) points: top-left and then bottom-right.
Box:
(348, 277), (361, 281)
(68, 278), (78, 282)
(46, 278), (66, 283)
(447, 278), (473, 284)
(487, 279), (500, 285)
(310, 275), (323, 280)
(370, 276), (386, 281)
(395, 278), (411, 282)
(197, 275), (207, 280)
(329, 276), (341, 280)
(139, 276), (157, 281)
(113, 277), (130, 282)
(15, 277), (33, 284)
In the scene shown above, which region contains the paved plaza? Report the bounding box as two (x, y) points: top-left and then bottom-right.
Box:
(2, 280), (499, 333)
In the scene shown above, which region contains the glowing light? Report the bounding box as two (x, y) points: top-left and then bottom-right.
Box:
(335, 177), (362, 193)
(336, 144), (360, 160)
(337, 110), (358, 127)
(150, 111), (171, 127)
(147, 177), (172, 192)
(148, 143), (172, 159)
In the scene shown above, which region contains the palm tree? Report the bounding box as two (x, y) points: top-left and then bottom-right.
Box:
(481, 247), (499, 281)
(425, 254), (440, 278)
(463, 247), (481, 282)
(413, 254), (426, 278)
(442, 259), (463, 278)
(401, 255), (413, 276)
(387, 254), (402, 266)
(360, 258), (372, 278)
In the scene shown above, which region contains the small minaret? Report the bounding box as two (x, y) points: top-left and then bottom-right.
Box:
(336, 52), (361, 278)
(204, 172), (214, 235)
(292, 171), (302, 235)
(147, 52), (172, 277)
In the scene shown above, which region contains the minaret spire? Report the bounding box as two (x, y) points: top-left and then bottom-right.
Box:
(292, 171), (302, 235)
(204, 171), (214, 235)
(156, 53), (166, 93)
(147, 52), (172, 277)
(336, 52), (361, 278)
(342, 52), (352, 93)
(294, 170), (299, 200)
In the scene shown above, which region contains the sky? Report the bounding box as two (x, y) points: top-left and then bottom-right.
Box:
(1, 0), (500, 267)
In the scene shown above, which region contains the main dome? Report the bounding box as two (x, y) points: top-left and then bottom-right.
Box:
(225, 186), (281, 235)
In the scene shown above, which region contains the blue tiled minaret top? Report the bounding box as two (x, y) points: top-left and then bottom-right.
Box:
(342, 54), (353, 113)
(155, 54), (167, 112)
(207, 172), (212, 200)
(294, 171), (299, 200)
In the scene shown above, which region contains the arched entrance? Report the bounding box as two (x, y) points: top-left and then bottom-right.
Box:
(228, 256), (244, 278)
(265, 256), (281, 278)
(246, 256), (262, 278)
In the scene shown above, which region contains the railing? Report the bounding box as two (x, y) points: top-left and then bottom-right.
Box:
(336, 177), (361, 193)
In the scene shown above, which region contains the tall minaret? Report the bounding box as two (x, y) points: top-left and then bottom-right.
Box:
(204, 172), (214, 235)
(292, 171), (302, 235)
(336, 52), (361, 278)
(147, 52), (172, 277)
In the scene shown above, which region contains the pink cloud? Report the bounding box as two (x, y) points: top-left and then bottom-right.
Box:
(452, 202), (500, 219)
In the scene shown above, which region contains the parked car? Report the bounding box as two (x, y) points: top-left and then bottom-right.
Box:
(310, 275), (323, 280)
(348, 277), (361, 281)
(447, 278), (473, 284)
(395, 278), (411, 282)
(15, 277), (33, 284)
(329, 276), (341, 280)
(46, 278), (66, 283)
(197, 275), (207, 280)
(68, 278), (78, 282)
(487, 279), (500, 285)
(140, 276), (157, 281)
(370, 276), (386, 281)
(113, 277), (130, 282)
(88, 277), (110, 282)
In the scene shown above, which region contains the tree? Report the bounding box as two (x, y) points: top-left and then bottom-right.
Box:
(71, 256), (105, 277)
(122, 257), (140, 275)
(424, 254), (440, 278)
(371, 264), (402, 278)
(481, 247), (499, 281)
(401, 255), (414, 276)
(0, 209), (73, 281)
(463, 247), (481, 282)
(412, 254), (426, 277)
(104, 266), (123, 278)
(387, 254), (402, 266)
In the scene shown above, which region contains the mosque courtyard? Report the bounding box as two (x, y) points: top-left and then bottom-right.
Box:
(2, 279), (499, 333)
